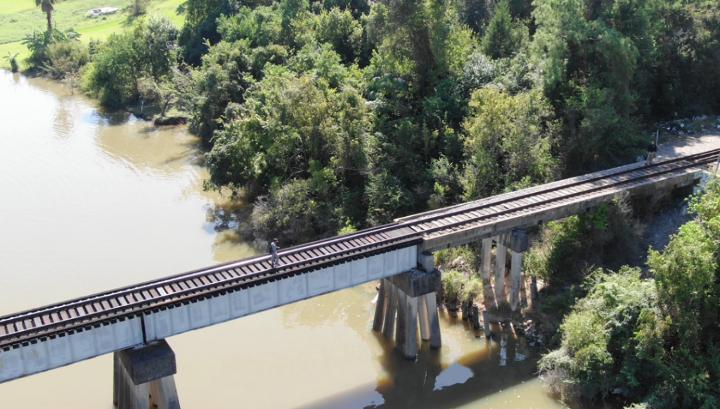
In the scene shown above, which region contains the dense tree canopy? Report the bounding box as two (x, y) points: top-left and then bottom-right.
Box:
(21, 0), (716, 244)
(49, 0), (717, 243)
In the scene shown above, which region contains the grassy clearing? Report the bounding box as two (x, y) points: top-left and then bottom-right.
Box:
(0, 0), (185, 70)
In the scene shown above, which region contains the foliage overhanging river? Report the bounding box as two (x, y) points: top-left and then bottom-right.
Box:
(0, 70), (566, 409)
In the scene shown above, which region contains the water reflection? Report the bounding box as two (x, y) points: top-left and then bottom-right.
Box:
(284, 284), (551, 409)
(52, 95), (75, 138)
(371, 326), (539, 409)
(434, 363), (474, 391)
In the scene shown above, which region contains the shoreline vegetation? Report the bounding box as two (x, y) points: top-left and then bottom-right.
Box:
(0, 0), (185, 70)
(4, 0), (720, 408)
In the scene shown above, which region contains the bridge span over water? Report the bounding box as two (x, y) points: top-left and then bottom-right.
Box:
(0, 148), (717, 407)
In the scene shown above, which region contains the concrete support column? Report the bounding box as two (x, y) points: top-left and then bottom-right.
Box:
(374, 267), (441, 358)
(418, 295), (430, 341)
(418, 250), (435, 273)
(506, 229), (529, 313)
(403, 295), (419, 359)
(481, 310), (491, 338)
(373, 280), (387, 332)
(494, 236), (507, 305)
(530, 276), (539, 309)
(424, 293), (441, 349)
(395, 289), (407, 348)
(481, 238), (492, 280)
(149, 377), (180, 409)
(509, 250), (523, 312)
(520, 275), (529, 309)
(382, 279), (397, 339)
(481, 238), (495, 308)
(113, 340), (180, 409)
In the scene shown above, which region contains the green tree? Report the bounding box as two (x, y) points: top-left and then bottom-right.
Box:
(481, 0), (519, 59)
(458, 0), (488, 33)
(133, 0), (149, 16)
(322, 0), (369, 17)
(531, 0), (647, 174)
(251, 179), (331, 243)
(186, 39), (255, 139)
(315, 8), (363, 63)
(218, 6), (283, 47)
(205, 66), (369, 239)
(649, 1), (720, 117)
(178, 0), (237, 64)
(35, 0), (56, 32)
(462, 87), (558, 199)
(134, 17), (178, 81)
(83, 33), (139, 107)
(363, 0), (477, 222)
(83, 18), (178, 108)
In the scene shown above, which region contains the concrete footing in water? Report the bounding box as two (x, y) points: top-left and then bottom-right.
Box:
(113, 340), (180, 409)
(373, 252), (442, 359)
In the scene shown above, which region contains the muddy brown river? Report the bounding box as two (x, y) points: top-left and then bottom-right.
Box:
(0, 70), (566, 409)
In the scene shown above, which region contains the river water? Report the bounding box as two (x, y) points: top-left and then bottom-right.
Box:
(0, 70), (565, 409)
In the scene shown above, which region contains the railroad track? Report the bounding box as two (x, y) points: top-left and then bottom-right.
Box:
(1, 149), (718, 351)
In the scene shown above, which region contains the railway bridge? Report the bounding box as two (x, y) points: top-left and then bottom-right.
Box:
(1, 148), (717, 408)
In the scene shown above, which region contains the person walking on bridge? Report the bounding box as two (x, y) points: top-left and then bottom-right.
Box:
(646, 131), (658, 165)
(270, 238), (280, 269)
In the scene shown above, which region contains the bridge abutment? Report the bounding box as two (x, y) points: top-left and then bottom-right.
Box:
(113, 340), (180, 409)
(373, 252), (441, 359)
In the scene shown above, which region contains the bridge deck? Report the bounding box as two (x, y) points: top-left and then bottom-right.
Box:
(0, 148), (717, 382)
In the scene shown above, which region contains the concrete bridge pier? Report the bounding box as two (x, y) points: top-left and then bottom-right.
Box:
(113, 340), (180, 409)
(480, 238), (496, 309)
(493, 235), (507, 307)
(373, 252), (441, 359)
(505, 230), (529, 312)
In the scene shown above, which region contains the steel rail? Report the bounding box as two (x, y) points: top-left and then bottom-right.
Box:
(421, 153), (715, 238)
(398, 148), (720, 226)
(0, 148), (717, 350)
(0, 236), (423, 349)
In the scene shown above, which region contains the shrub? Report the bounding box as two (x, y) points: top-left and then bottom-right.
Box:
(539, 267), (660, 402)
(435, 246), (477, 274)
(441, 270), (464, 306)
(461, 276), (483, 305)
(83, 33), (139, 108)
(4, 53), (19, 73)
(83, 17), (178, 108)
(22, 29), (80, 71)
(524, 201), (640, 287)
(250, 179), (336, 244)
(43, 40), (89, 80)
